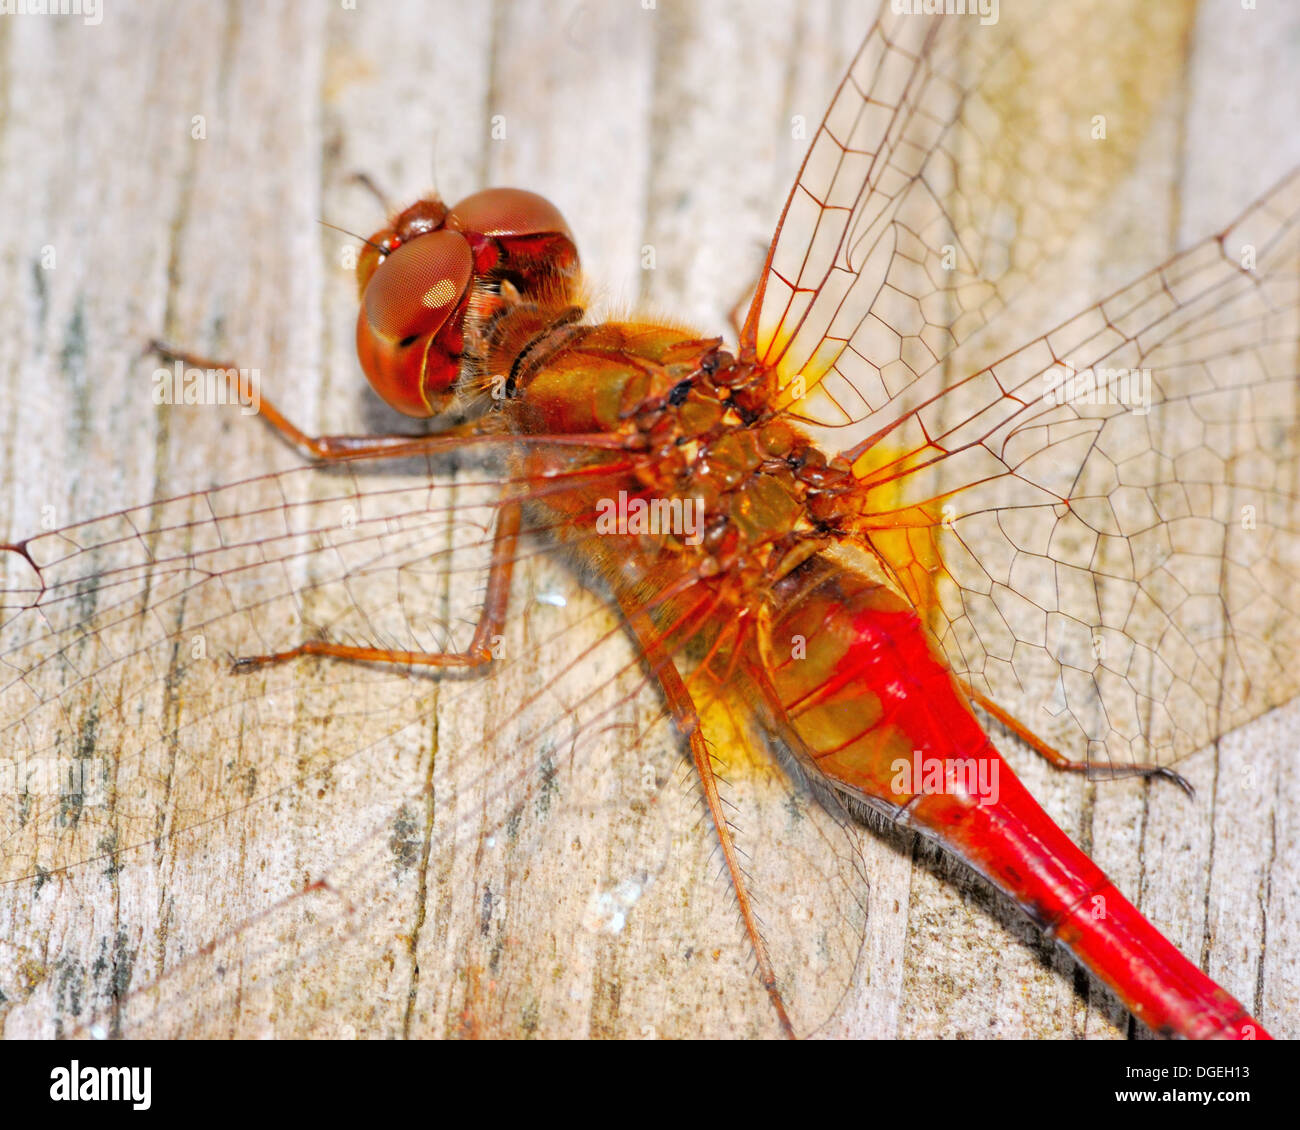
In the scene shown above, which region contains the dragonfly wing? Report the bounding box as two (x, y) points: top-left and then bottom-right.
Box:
(845, 170), (1300, 768)
(745, 0), (1196, 429)
(0, 447), (884, 1036)
(0, 456), (676, 1035)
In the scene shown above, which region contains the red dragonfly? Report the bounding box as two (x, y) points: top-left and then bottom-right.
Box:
(1, 3), (1297, 1038)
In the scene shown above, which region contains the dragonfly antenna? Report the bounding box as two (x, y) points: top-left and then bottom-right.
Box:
(317, 219), (385, 253)
(430, 128), (444, 201)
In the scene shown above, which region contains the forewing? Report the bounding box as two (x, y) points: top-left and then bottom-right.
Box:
(745, 0), (1195, 429)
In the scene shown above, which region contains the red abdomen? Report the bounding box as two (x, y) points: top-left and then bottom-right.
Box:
(758, 550), (1268, 1039)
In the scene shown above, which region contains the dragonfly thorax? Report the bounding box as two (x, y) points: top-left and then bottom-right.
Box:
(496, 316), (860, 604)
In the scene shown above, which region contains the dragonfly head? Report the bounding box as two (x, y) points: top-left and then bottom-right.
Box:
(355, 188), (580, 417)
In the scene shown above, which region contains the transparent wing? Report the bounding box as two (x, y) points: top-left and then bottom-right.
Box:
(745, 0), (1196, 428)
(0, 448), (868, 1038)
(847, 170), (1300, 769)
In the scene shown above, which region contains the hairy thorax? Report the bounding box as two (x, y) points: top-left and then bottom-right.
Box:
(479, 302), (868, 621)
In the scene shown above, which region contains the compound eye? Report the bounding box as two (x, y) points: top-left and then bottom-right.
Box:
(446, 187), (572, 240)
(356, 229), (473, 417)
(363, 229), (473, 344)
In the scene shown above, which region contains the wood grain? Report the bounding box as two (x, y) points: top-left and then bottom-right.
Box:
(0, 0), (1296, 1039)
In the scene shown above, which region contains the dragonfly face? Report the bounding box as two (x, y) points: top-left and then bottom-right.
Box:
(354, 188), (580, 417)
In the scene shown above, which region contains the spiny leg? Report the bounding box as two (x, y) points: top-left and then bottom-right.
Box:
(233, 500), (521, 672)
(149, 340), (483, 460)
(961, 682), (1194, 798)
(619, 597), (796, 1039)
(149, 341), (640, 466)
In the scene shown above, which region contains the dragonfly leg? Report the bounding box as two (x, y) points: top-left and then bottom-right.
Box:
(148, 340), (477, 461)
(232, 501), (520, 672)
(961, 682), (1194, 798)
(726, 273), (763, 346)
(619, 598), (797, 1039)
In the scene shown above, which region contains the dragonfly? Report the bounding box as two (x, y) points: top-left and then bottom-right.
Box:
(1, 1), (1297, 1039)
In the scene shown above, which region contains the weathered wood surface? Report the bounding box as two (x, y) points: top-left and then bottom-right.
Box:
(0, 0), (1297, 1039)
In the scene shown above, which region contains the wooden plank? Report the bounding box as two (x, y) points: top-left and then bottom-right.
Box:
(0, 0), (1296, 1040)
